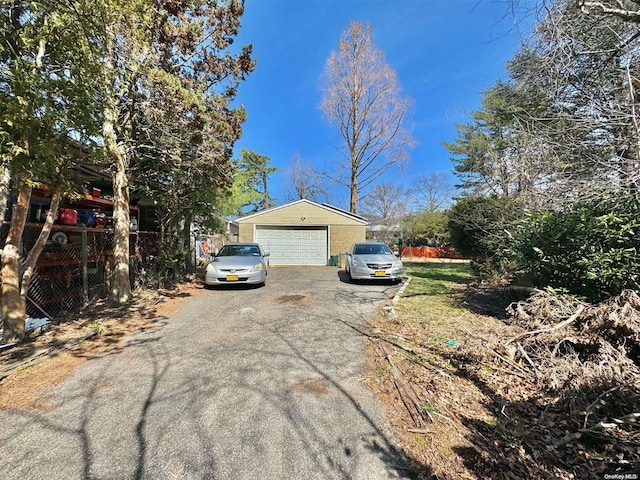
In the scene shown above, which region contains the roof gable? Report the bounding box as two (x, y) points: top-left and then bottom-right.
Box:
(235, 199), (368, 225)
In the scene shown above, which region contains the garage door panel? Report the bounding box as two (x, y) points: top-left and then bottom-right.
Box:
(255, 227), (327, 266)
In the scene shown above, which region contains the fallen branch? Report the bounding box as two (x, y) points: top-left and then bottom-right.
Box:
(359, 328), (452, 378)
(516, 341), (539, 379)
(583, 384), (628, 429)
(492, 349), (530, 376)
(505, 305), (586, 346)
(612, 413), (640, 426)
(433, 411), (460, 430)
(373, 340), (426, 428)
(481, 363), (529, 380)
(553, 431), (582, 447)
(454, 317), (531, 376)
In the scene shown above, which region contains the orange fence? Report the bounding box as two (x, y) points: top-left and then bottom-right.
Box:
(401, 246), (463, 260)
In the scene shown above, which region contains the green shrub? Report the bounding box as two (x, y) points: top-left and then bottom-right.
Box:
(448, 196), (524, 275)
(514, 197), (640, 302)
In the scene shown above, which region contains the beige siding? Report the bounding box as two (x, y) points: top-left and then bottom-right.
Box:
(330, 225), (365, 256)
(235, 201), (366, 260)
(239, 223), (365, 253)
(238, 223), (253, 242)
(238, 202), (364, 226)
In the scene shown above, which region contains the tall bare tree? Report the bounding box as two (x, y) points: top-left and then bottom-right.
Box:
(517, 0), (640, 202)
(285, 153), (329, 203)
(319, 20), (414, 214)
(503, 0), (640, 203)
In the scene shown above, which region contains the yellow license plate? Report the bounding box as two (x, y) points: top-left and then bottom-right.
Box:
(226, 275), (239, 281)
(374, 271), (386, 277)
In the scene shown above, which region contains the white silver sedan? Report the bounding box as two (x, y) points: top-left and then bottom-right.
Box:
(344, 241), (403, 283)
(197, 243), (269, 287)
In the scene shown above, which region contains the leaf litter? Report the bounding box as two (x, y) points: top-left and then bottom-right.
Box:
(364, 274), (640, 479)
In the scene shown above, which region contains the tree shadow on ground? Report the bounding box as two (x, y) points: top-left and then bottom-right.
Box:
(443, 349), (640, 479)
(459, 284), (532, 320)
(0, 285), (186, 372)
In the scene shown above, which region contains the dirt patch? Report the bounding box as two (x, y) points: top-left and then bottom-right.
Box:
(289, 379), (331, 396)
(274, 293), (316, 306)
(276, 294), (307, 304)
(0, 281), (203, 411)
(0, 352), (84, 410)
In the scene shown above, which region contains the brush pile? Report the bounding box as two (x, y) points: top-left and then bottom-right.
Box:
(501, 289), (640, 472)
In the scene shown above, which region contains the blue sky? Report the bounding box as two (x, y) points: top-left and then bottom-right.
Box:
(233, 0), (531, 210)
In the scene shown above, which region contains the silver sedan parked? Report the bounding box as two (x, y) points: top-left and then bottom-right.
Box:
(197, 243), (270, 287)
(344, 241), (403, 283)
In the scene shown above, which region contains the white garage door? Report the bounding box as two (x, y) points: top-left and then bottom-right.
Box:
(255, 226), (328, 266)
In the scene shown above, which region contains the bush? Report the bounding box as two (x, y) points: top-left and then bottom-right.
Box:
(514, 197), (640, 302)
(448, 196), (524, 270)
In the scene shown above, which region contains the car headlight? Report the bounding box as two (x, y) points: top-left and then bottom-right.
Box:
(393, 260), (403, 268)
(352, 260), (366, 268)
(206, 263), (217, 273)
(249, 263), (263, 272)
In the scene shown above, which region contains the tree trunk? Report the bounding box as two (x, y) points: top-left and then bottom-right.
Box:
(20, 190), (61, 298)
(102, 24), (132, 306)
(183, 212), (193, 275)
(350, 167), (358, 214)
(110, 154), (131, 304)
(0, 166), (11, 219)
(0, 182), (62, 344)
(104, 103), (131, 305)
(1, 180), (31, 343)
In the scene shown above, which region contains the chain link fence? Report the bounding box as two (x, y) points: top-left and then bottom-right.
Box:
(0, 224), (160, 321)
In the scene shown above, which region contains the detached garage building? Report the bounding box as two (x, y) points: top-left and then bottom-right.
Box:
(232, 199), (367, 266)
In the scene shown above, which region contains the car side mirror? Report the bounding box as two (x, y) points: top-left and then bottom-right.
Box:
(264, 252), (270, 257)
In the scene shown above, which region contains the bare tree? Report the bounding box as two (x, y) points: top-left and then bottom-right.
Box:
(360, 182), (407, 225)
(411, 172), (454, 213)
(517, 0), (640, 202)
(450, 0), (640, 207)
(579, 0), (640, 22)
(319, 20), (414, 214)
(285, 152), (329, 203)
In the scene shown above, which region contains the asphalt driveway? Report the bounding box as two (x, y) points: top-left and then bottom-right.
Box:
(0, 267), (412, 479)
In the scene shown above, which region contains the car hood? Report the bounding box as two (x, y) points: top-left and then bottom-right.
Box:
(353, 254), (398, 264)
(212, 256), (263, 269)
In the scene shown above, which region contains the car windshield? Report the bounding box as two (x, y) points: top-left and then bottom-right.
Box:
(217, 245), (261, 257)
(353, 244), (392, 255)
